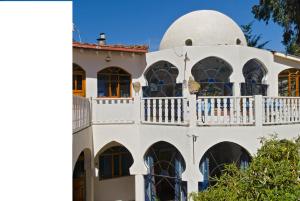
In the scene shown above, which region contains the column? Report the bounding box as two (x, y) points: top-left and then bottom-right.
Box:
(187, 179), (199, 201)
(135, 174), (145, 201)
(254, 95), (263, 127)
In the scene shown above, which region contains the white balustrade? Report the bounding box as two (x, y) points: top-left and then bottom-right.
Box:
(263, 97), (300, 125)
(91, 97), (135, 124)
(77, 95), (300, 127)
(196, 96), (255, 126)
(73, 95), (91, 133)
(141, 97), (188, 125)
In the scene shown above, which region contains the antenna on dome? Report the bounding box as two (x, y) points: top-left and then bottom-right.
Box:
(73, 23), (82, 43)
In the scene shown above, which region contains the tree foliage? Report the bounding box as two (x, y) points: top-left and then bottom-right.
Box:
(190, 136), (300, 201)
(241, 21), (269, 49)
(252, 0), (300, 55)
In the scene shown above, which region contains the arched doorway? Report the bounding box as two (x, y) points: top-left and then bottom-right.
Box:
(73, 152), (86, 201)
(73, 64), (86, 97)
(199, 142), (251, 191)
(191, 57), (233, 96)
(95, 145), (135, 201)
(144, 141), (187, 201)
(278, 68), (300, 96)
(97, 67), (131, 98)
(143, 61), (181, 97)
(241, 59), (268, 96)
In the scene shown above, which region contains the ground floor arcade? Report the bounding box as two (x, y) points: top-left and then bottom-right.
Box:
(73, 140), (252, 201)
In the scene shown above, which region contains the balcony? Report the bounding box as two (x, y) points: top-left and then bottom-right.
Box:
(72, 95), (300, 133)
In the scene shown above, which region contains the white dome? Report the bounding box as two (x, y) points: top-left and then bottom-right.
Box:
(159, 10), (247, 50)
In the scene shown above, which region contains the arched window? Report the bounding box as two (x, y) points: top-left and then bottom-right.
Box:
(98, 146), (133, 180)
(144, 142), (187, 201)
(191, 57), (233, 96)
(97, 67), (131, 98)
(241, 59), (268, 96)
(278, 68), (300, 96)
(73, 64), (86, 97)
(143, 61), (181, 97)
(199, 142), (251, 191)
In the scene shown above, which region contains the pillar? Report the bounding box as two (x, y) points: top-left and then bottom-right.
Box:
(135, 174), (145, 201)
(254, 95), (263, 127)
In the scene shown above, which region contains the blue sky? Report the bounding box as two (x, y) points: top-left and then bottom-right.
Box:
(73, 0), (285, 52)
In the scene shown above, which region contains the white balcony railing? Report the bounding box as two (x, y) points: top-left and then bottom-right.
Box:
(73, 95), (300, 128)
(196, 96), (255, 126)
(73, 95), (91, 133)
(263, 97), (300, 125)
(141, 97), (188, 125)
(91, 97), (135, 124)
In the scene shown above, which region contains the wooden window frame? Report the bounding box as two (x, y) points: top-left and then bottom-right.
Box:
(73, 65), (86, 97)
(279, 69), (300, 96)
(97, 67), (132, 98)
(99, 151), (131, 180)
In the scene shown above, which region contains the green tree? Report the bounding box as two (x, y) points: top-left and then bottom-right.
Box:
(241, 21), (269, 48)
(287, 36), (300, 56)
(190, 136), (300, 201)
(252, 0), (300, 55)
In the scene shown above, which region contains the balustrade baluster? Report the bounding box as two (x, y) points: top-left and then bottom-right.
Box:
(158, 99), (162, 123)
(216, 98), (221, 123)
(171, 99), (175, 123)
(153, 99), (157, 122)
(229, 98), (234, 124)
(223, 98), (228, 124)
(210, 98), (215, 123)
(249, 97), (253, 124)
(147, 99), (151, 122)
(204, 98), (209, 124)
(270, 98), (274, 123)
(177, 98), (182, 122)
(165, 99), (169, 123)
(242, 98), (246, 124)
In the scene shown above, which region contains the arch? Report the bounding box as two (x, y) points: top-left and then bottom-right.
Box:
(144, 141), (187, 201)
(73, 63), (86, 97)
(95, 141), (134, 180)
(198, 141), (251, 191)
(278, 68), (300, 96)
(191, 56), (233, 96)
(97, 66), (132, 98)
(94, 141), (136, 201)
(143, 60), (182, 97)
(241, 59), (268, 96)
(73, 149), (92, 201)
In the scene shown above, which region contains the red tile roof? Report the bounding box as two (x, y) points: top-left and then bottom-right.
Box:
(73, 42), (148, 53)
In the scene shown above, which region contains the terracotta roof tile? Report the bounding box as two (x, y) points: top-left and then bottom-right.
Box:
(73, 42), (148, 53)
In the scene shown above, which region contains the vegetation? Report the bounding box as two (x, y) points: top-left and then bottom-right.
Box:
(241, 21), (269, 49)
(190, 136), (300, 201)
(252, 0), (300, 56)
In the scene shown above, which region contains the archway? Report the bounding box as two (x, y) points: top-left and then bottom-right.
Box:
(73, 150), (91, 201)
(143, 61), (181, 97)
(191, 57), (233, 96)
(73, 64), (86, 97)
(95, 144), (135, 201)
(97, 67), (131, 98)
(199, 142), (251, 191)
(144, 141), (187, 201)
(241, 59), (268, 96)
(278, 68), (300, 96)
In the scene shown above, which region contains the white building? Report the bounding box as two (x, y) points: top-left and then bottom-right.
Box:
(72, 10), (300, 201)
